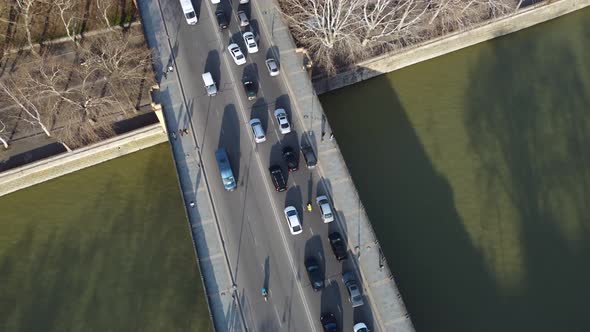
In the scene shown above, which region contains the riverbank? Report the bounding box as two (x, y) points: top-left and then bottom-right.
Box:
(0, 124), (167, 197)
(313, 0), (590, 94)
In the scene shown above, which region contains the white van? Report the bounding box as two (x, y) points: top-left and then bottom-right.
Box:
(202, 72), (217, 96)
(179, 0), (198, 25)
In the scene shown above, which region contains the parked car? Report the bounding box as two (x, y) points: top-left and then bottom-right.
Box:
(249, 118), (266, 143)
(342, 271), (364, 308)
(282, 146), (298, 172)
(353, 322), (370, 332)
(211, 0), (220, 4)
(265, 58), (280, 77)
(243, 78), (257, 100)
(328, 232), (348, 261)
(269, 165), (287, 192)
(237, 11), (249, 27)
(316, 195), (334, 223)
(305, 257), (324, 291)
(284, 206), (303, 235)
(300, 144), (317, 168)
(215, 10), (228, 29)
(242, 32), (258, 53)
(320, 313), (338, 332)
(228, 43), (246, 65)
(274, 108), (291, 134)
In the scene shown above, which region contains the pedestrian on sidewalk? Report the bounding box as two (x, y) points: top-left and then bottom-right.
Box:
(330, 132), (335, 141)
(179, 129), (184, 136)
(184, 128), (189, 134)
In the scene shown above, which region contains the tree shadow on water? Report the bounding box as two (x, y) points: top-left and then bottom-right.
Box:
(463, 13), (590, 332)
(321, 74), (500, 332)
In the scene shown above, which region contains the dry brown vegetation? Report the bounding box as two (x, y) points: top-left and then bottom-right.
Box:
(0, 0), (137, 55)
(279, 0), (525, 73)
(0, 1), (154, 151)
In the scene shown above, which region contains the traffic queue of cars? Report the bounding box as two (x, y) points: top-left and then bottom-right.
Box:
(179, 0), (369, 330)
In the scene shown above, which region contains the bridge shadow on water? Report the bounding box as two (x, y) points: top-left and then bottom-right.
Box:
(322, 73), (497, 332)
(461, 10), (590, 332)
(321, 8), (590, 332)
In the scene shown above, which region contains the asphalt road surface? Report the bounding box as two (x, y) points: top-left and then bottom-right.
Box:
(160, 0), (378, 331)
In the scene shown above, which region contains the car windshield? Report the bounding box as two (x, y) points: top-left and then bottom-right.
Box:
(353, 295), (362, 302)
(281, 123), (288, 128)
(325, 322), (337, 329)
(186, 12), (196, 19)
(287, 210), (296, 217)
(307, 265), (318, 272)
(293, 225), (301, 232)
(325, 212), (333, 218)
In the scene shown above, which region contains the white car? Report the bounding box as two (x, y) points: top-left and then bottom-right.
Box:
(239, 0), (249, 3)
(353, 322), (369, 332)
(316, 195), (334, 223)
(284, 206), (302, 235)
(274, 108), (291, 134)
(211, 0), (220, 3)
(228, 43), (246, 66)
(249, 118), (266, 143)
(242, 32), (258, 54)
(265, 58), (279, 77)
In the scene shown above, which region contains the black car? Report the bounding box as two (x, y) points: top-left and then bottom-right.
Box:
(320, 312), (338, 332)
(304, 257), (324, 291)
(301, 144), (317, 169)
(282, 146), (299, 172)
(269, 165), (287, 192)
(215, 10), (228, 29)
(328, 232), (348, 261)
(243, 79), (257, 100)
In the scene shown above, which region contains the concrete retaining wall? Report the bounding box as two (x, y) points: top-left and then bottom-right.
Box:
(313, 0), (590, 94)
(0, 124), (167, 197)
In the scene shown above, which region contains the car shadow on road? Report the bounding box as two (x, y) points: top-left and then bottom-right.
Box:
(304, 234), (326, 287)
(204, 50), (221, 91)
(321, 279), (343, 329)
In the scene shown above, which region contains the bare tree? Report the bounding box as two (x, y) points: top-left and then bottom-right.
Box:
(0, 119), (9, 149)
(0, 77), (52, 137)
(95, 0), (114, 30)
(52, 0), (80, 45)
(359, 0), (430, 47)
(280, 0), (365, 73)
(14, 0), (40, 57)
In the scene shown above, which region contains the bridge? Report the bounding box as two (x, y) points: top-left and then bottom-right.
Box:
(138, 0), (415, 331)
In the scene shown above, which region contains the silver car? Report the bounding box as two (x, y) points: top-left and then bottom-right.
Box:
(237, 11), (249, 27)
(284, 206), (302, 235)
(274, 108), (291, 134)
(265, 58), (279, 77)
(316, 195), (334, 223)
(342, 271), (364, 308)
(249, 118), (266, 143)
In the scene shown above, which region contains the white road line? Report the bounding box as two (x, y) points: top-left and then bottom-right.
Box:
(274, 306), (283, 326)
(203, 3), (316, 332)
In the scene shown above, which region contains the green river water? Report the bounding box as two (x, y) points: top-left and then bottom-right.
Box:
(321, 7), (590, 332)
(0, 144), (212, 332)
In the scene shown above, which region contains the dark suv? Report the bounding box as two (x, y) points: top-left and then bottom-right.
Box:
(269, 165), (287, 192)
(215, 10), (228, 29)
(304, 257), (324, 291)
(328, 232), (348, 261)
(282, 146), (299, 172)
(243, 78), (257, 100)
(320, 313), (338, 332)
(301, 144), (317, 169)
